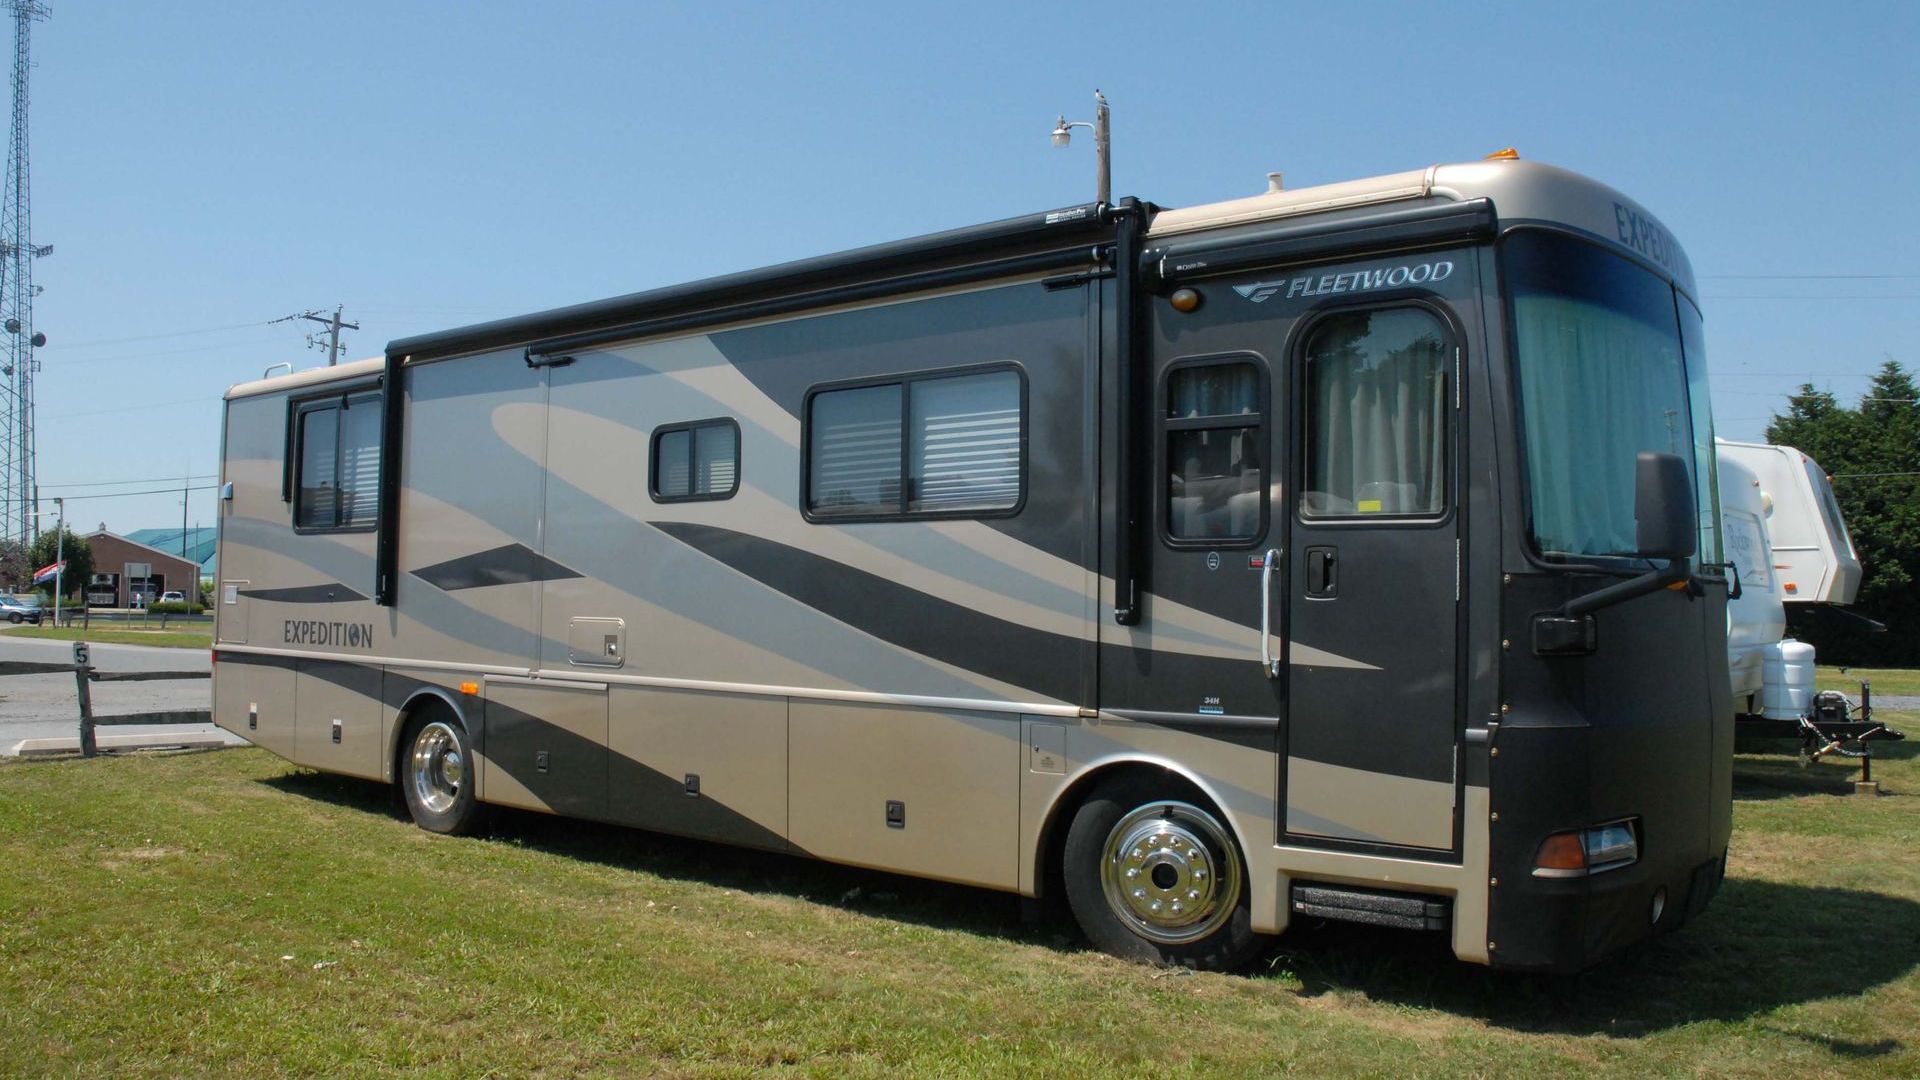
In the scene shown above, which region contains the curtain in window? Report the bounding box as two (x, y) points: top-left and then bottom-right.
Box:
(809, 384), (902, 513)
(655, 429), (692, 497)
(909, 371), (1020, 512)
(1303, 310), (1447, 517)
(1514, 295), (1687, 556)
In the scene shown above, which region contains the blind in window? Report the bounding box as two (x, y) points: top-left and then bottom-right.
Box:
(809, 384), (902, 514)
(296, 405), (339, 528)
(908, 370), (1020, 512)
(655, 429), (692, 497)
(694, 423), (737, 495)
(338, 398), (381, 527)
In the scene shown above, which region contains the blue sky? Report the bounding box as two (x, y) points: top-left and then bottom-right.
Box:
(28, 1), (1920, 533)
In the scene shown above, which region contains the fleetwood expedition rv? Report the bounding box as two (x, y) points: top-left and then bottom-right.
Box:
(214, 157), (1733, 972)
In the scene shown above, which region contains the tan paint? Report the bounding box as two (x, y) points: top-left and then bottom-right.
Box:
(789, 700), (1020, 890)
(608, 685), (787, 841)
(477, 676), (608, 814)
(1286, 757), (1455, 850)
(212, 656), (295, 758)
(292, 659), (384, 781)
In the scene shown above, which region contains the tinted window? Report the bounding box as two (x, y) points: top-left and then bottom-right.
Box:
(294, 391), (380, 530)
(1165, 360), (1264, 542)
(806, 368), (1022, 519)
(1300, 309), (1449, 519)
(651, 420), (740, 501)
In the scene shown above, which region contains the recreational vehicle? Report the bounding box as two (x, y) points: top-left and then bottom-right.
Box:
(214, 157), (1732, 972)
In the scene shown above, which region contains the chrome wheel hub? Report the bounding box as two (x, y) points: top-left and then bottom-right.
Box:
(1100, 800), (1242, 945)
(410, 721), (464, 815)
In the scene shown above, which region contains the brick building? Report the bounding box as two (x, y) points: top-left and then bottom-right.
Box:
(81, 530), (203, 607)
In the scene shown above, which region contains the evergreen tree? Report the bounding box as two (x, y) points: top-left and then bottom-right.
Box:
(1766, 360), (1920, 665)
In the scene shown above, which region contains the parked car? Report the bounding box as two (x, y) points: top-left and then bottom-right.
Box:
(159, 591), (185, 604)
(0, 595), (43, 624)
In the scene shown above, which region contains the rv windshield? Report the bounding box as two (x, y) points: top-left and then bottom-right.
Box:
(1508, 229), (1720, 565)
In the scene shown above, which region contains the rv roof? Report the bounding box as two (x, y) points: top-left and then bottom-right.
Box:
(261, 159), (1688, 373)
(226, 356), (384, 400)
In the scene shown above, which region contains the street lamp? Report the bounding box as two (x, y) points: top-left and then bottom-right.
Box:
(1051, 89), (1111, 206)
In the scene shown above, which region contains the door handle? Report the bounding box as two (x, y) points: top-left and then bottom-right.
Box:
(1260, 548), (1281, 680)
(1305, 546), (1338, 599)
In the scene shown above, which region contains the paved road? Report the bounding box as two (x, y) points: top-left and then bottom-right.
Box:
(0, 635), (245, 752)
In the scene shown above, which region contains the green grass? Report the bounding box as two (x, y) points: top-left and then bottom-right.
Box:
(1820, 666), (1920, 698)
(0, 712), (1916, 1077)
(0, 625), (211, 649)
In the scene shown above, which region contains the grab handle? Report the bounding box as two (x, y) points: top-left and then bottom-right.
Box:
(1260, 548), (1281, 679)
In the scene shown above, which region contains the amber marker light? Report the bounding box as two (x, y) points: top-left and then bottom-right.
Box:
(1169, 288), (1202, 313)
(1533, 833), (1587, 875)
(459, 681), (479, 695)
(1485, 147), (1520, 160)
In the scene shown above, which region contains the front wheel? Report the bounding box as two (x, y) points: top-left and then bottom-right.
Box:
(400, 712), (487, 836)
(1063, 774), (1262, 971)
(6, 613), (18, 624)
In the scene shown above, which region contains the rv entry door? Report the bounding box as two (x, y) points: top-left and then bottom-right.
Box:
(1285, 302), (1460, 851)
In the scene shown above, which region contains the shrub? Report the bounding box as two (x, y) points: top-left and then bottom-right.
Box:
(148, 601), (206, 615)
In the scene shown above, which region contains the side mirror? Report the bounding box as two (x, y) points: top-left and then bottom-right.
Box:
(1634, 451), (1696, 560)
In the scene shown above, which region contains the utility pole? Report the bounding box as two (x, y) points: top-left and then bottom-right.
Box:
(298, 305), (358, 366)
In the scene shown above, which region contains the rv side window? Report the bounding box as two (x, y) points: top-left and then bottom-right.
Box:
(1164, 359), (1265, 544)
(1300, 308), (1450, 519)
(294, 391), (381, 531)
(805, 366), (1023, 519)
(651, 419), (740, 502)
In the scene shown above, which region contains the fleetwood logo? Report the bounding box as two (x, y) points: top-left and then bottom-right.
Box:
(1233, 259), (1454, 303)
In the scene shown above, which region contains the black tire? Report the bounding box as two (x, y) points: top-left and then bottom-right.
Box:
(6, 612), (18, 623)
(1062, 773), (1263, 971)
(398, 708), (488, 836)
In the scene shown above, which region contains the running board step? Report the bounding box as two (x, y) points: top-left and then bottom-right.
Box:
(1290, 883), (1449, 932)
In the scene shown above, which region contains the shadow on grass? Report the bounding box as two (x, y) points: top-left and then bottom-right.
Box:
(1267, 875), (1920, 1038)
(259, 768), (1050, 947)
(261, 769), (1920, 1041)
(1733, 736), (1916, 801)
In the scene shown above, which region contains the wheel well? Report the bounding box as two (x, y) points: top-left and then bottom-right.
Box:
(1033, 761), (1217, 900)
(387, 691), (464, 783)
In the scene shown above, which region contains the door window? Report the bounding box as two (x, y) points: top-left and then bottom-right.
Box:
(1300, 308), (1450, 519)
(1163, 358), (1266, 544)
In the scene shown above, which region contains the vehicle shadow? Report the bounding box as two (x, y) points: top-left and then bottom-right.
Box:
(259, 768), (1049, 946)
(1733, 736), (1915, 801)
(261, 768), (1920, 1040)
(1271, 877), (1920, 1041)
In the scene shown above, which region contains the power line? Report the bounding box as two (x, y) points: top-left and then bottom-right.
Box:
(40, 473), (216, 488)
(1699, 274), (1920, 280)
(1701, 295), (1920, 301)
(40, 396), (209, 420)
(50, 484), (218, 502)
(59, 317), (300, 350)
(1832, 471), (1920, 480)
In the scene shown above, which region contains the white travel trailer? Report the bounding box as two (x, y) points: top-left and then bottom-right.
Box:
(1717, 440), (1860, 607)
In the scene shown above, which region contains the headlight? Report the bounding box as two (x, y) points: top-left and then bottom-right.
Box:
(1532, 820), (1639, 878)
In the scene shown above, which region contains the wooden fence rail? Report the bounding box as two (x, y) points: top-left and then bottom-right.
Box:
(0, 643), (211, 757)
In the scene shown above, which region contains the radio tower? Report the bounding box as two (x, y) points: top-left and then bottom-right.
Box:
(0, 2), (47, 545)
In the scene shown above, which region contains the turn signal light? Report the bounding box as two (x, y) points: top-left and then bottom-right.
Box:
(459, 681), (479, 695)
(1533, 821), (1639, 878)
(1534, 833), (1586, 872)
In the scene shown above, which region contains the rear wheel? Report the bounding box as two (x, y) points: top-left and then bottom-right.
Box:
(6, 612), (18, 623)
(400, 710), (486, 836)
(1063, 774), (1262, 970)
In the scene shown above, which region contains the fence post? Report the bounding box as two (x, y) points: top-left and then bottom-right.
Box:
(73, 640), (95, 758)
